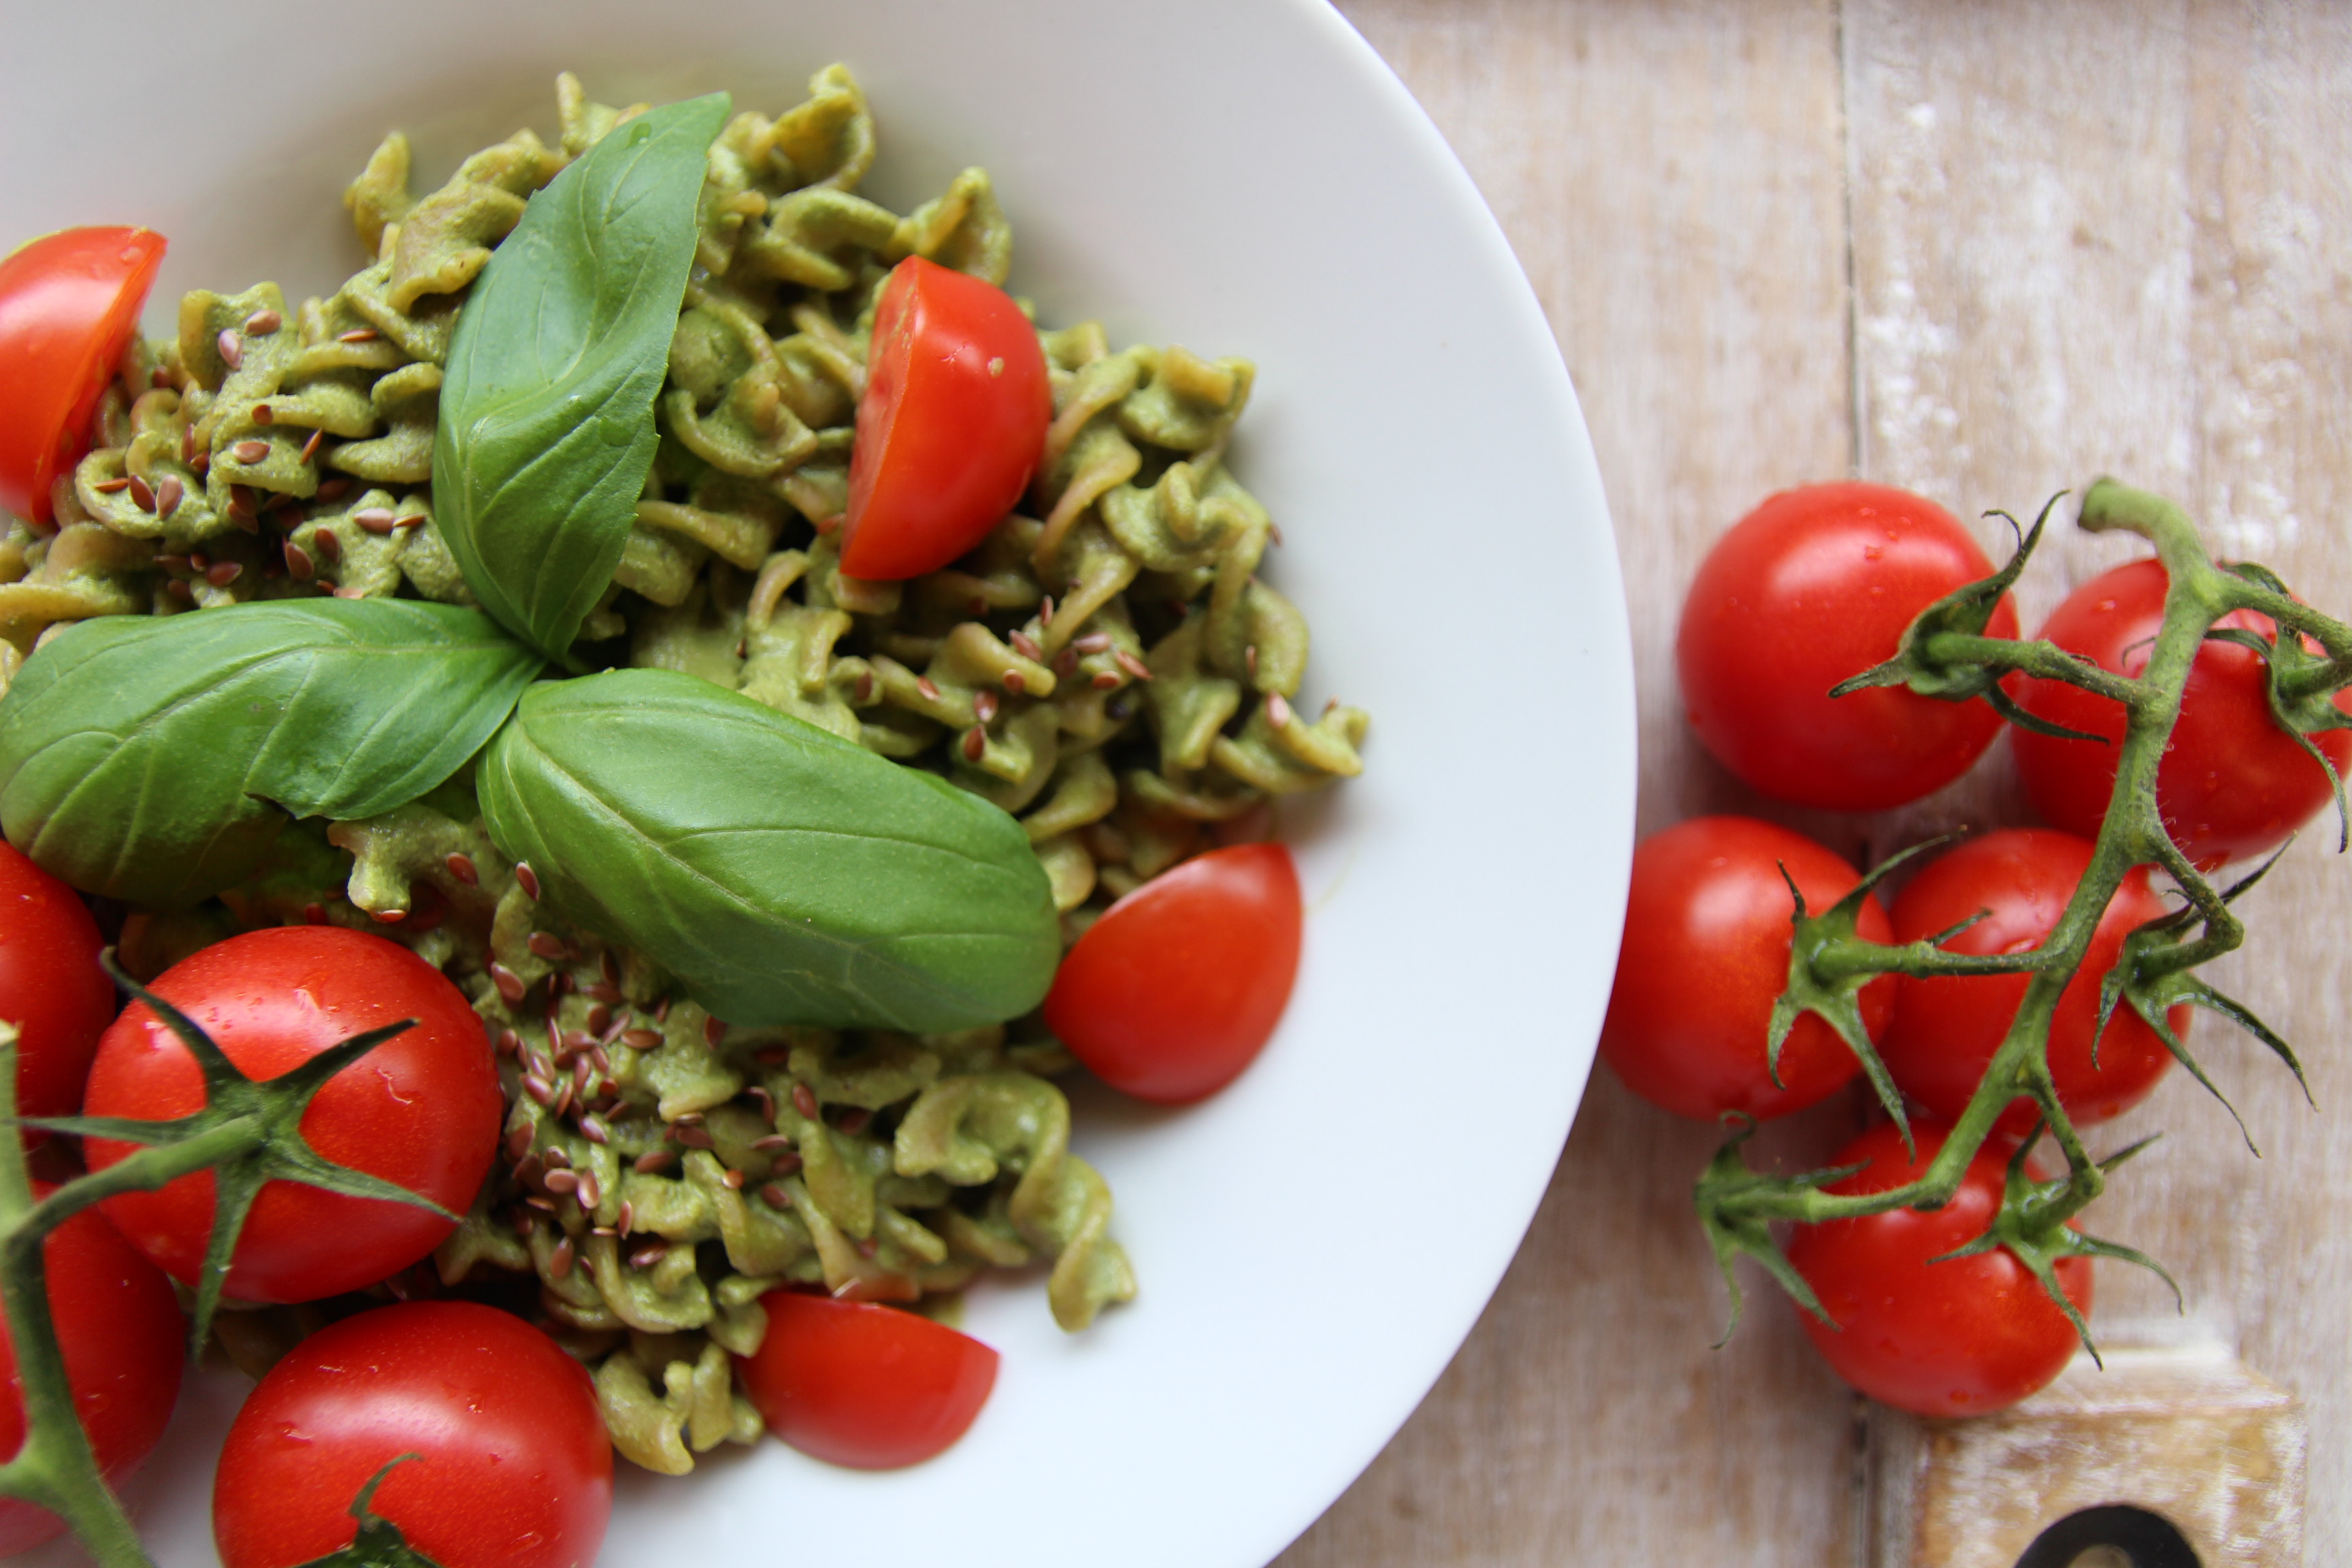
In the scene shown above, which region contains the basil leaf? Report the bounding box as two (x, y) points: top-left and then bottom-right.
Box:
(0, 602), (542, 906)
(478, 669), (1060, 1031)
(435, 93), (731, 665)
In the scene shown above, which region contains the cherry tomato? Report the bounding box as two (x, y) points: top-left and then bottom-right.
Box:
(212, 1301), (610, 1568)
(840, 255), (1051, 581)
(82, 927), (500, 1305)
(0, 840), (114, 1128)
(1882, 829), (2185, 1137)
(736, 1291), (998, 1469)
(1788, 1122), (2091, 1417)
(0, 228), (167, 527)
(1043, 843), (1301, 1103)
(2008, 558), (2352, 867)
(1678, 482), (2021, 809)
(0, 1186), (183, 1554)
(1601, 816), (1894, 1120)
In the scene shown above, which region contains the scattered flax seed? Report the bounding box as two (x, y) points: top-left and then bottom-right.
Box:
(1074, 633), (1113, 655)
(370, 909), (403, 928)
(961, 727), (986, 762)
(336, 327), (379, 344)
(1003, 670), (1027, 695)
(525, 1194), (557, 1214)
(302, 903), (327, 925)
(704, 1015), (728, 1048)
(512, 1210), (538, 1237)
(227, 485), (257, 519)
(488, 962), (526, 1006)
(316, 476), (351, 502)
(330, 586), (367, 600)
(1267, 692), (1293, 728)
(180, 424), (197, 463)
(243, 308), (282, 336)
(836, 1107), (873, 1137)
(582, 981), (620, 1006)
(671, 1124), (714, 1149)
(515, 862), (542, 900)
(497, 1028), (522, 1060)
(629, 1242), (668, 1269)
(600, 949), (621, 987)
(190, 451), (211, 478)
(166, 580), (195, 603)
(549, 972), (571, 999)
(1054, 649), (1078, 678)
(527, 930), (568, 961)
(1009, 630), (1043, 660)
(754, 1045), (790, 1066)
(1115, 649), (1155, 683)
(157, 556), (189, 574)
(523, 1074), (556, 1107)
(206, 562), (242, 588)
(655, 998), (670, 1023)
(615, 1200), (634, 1235)
(621, 1028), (662, 1051)
(721, 1169), (745, 1191)
(550, 1077), (574, 1117)
(230, 439), (270, 464)
(973, 689), (1000, 725)
(751, 1132), (792, 1152)
(760, 1185), (791, 1209)
(298, 429), (324, 464)
(216, 329), (244, 370)
(768, 1151), (804, 1175)
(542, 1144), (571, 1170)
(1091, 670), (1121, 690)
(93, 476), (132, 494)
(445, 852), (478, 886)
(353, 507), (396, 534)
(312, 530), (342, 563)
(127, 476), (157, 513)
(915, 676), (941, 702)
(1040, 595), (1056, 627)
(545, 1017), (566, 1058)
(576, 1171), (601, 1210)
(252, 404), (274, 426)
(584, 1002), (612, 1037)
(578, 1113), (610, 1146)
(853, 671), (875, 704)
(746, 1087), (775, 1120)
(633, 1149), (677, 1175)
(1245, 644), (1259, 677)
(549, 1237), (575, 1278)
(791, 1083), (820, 1120)
(154, 476), (183, 516)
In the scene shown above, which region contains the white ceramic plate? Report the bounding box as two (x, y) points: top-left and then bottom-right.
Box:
(1, 3), (1633, 1564)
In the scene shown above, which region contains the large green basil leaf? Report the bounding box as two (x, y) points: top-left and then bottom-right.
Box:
(478, 669), (1060, 1031)
(436, 93), (731, 666)
(0, 602), (542, 906)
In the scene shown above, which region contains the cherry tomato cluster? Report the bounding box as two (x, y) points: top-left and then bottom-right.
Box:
(1606, 480), (2347, 1418)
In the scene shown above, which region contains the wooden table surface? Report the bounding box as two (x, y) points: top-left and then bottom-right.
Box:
(1277, 3), (2352, 1563)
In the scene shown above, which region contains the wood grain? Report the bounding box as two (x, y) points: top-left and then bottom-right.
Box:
(1282, 1), (2352, 1563)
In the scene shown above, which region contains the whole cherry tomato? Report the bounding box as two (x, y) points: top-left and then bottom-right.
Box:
(0, 228), (167, 526)
(1043, 843), (1301, 1103)
(2008, 558), (2352, 867)
(1788, 1121), (2091, 1417)
(840, 255), (1051, 581)
(1601, 816), (1894, 1121)
(0, 1188), (183, 1555)
(1678, 482), (2020, 809)
(736, 1291), (998, 1470)
(1882, 829), (2185, 1137)
(212, 1301), (611, 1568)
(82, 927), (500, 1304)
(0, 840), (114, 1128)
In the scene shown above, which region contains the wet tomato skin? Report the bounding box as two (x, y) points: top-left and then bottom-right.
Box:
(83, 926), (501, 1305)
(2009, 557), (2352, 868)
(1678, 482), (2019, 809)
(212, 1301), (611, 1568)
(1601, 816), (1894, 1121)
(1788, 1122), (2091, 1418)
(1882, 829), (2184, 1137)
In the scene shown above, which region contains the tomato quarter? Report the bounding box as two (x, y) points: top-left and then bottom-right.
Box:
(1043, 842), (1302, 1103)
(1788, 1122), (2091, 1417)
(212, 1301), (611, 1568)
(1601, 816), (1893, 1121)
(840, 255), (1051, 581)
(1678, 482), (2019, 809)
(0, 228), (167, 527)
(82, 926), (501, 1304)
(736, 1291), (998, 1470)
(2008, 557), (2352, 867)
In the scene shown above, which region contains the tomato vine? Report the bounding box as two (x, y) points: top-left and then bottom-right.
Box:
(1698, 477), (2341, 1352)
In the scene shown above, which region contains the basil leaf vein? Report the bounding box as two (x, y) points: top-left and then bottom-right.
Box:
(0, 601), (542, 906)
(478, 669), (1061, 1032)
(435, 93), (732, 665)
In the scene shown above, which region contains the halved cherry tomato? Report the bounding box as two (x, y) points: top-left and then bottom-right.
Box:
(0, 840), (114, 1128)
(212, 1301), (611, 1568)
(1882, 829), (2184, 1137)
(0, 1186), (184, 1555)
(1601, 816), (1893, 1120)
(84, 926), (501, 1305)
(1044, 843), (1302, 1103)
(1678, 482), (2019, 809)
(1788, 1122), (2091, 1417)
(2008, 557), (2352, 867)
(736, 1291), (998, 1470)
(0, 228), (167, 526)
(841, 255), (1051, 581)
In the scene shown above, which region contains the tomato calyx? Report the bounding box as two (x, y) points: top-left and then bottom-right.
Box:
(289, 1456), (446, 1568)
(2209, 558), (2352, 850)
(33, 951), (454, 1356)
(1693, 1117), (1868, 1342)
